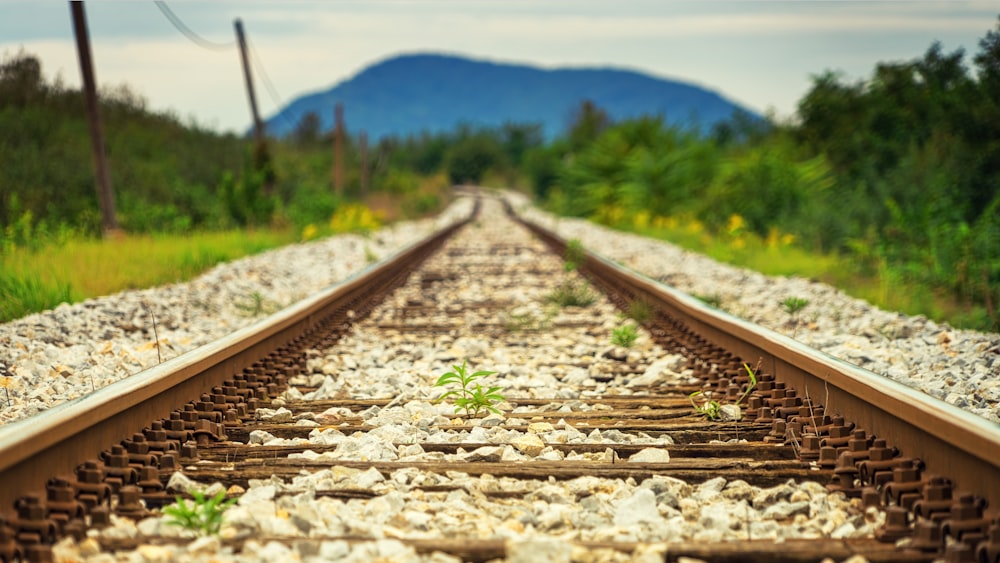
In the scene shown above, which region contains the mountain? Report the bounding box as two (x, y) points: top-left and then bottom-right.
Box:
(262, 53), (759, 140)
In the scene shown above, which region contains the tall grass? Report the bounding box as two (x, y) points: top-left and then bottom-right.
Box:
(0, 229), (296, 323)
(0, 271), (74, 322)
(622, 214), (994, 332)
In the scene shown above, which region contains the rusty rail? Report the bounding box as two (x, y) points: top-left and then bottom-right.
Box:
(513, 205), (1000, 520)
(2, 194), (998, 561)
(0, 203), (473, 511)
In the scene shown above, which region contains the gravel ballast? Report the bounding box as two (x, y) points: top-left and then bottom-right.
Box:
(509, 193), (1000, 425)
(0, 200), (472, 426)
(50, 196), (885, 563)
(1, 191), (997, 428)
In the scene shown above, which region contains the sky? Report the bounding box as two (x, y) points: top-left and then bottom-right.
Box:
(1, 1), (997, 135)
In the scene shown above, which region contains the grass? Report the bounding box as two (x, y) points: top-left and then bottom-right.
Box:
(611, 322), (639, 348)
(780, 296), (810, 316)
(624, 219), (995, 332)
(625, 299), (653, 324)
(162, 490), (237, 536)
(690, 362), (758, 421)
(546, 279), (597, 308)
(0, 229), (297, 323)
(563, 238), (586, 272)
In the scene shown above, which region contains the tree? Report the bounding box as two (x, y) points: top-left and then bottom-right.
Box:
(566, 99), (611, 151)
(292, 111), (322, 146)
(0, 51), (44, 107)
(445, 134), (505, 185)
(499, 122), (543, 167)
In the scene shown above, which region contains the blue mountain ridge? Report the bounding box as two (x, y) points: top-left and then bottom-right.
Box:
(261, 52), (759, 140)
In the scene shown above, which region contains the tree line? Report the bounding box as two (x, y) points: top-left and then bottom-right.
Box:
(524, 17), (999, 330)
(2, 16), (998, 329)
(0, 49), (532, 246)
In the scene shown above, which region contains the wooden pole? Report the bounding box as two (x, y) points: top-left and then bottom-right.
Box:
(333, 103), (344, 195)
(234, 18), (274, 195)
(234, 18), (263, 145)
(70, 0), (119, 236)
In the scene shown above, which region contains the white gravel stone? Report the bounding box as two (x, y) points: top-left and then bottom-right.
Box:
(613, 488), (663, 527)
(507, 536), (573, 563)
(12, 194), (990, 561)
(254, 406), (293, 422)
(508, 192), (1000, 424)
(0, 199), (473, 426)
(627, 447), (671, 463)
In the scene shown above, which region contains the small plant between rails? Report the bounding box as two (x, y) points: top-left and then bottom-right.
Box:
(162, 490), (237, 536)
(563, 238), (586, 272)
(433, 360), (505, 416)
(690, 362), (758, 421)
(546, 279), (596, 307)
(625, 299), (653, 324)
(611, 322), (639, 348)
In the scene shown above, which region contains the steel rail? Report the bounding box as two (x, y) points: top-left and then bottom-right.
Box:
(514, 208), (1000, 519)
(0, 206), (472, 511)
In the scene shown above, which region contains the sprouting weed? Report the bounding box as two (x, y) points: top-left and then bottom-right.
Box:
(162, 490), (237, 536)
(689, 393), (723, 420)
(690, 362), (758, 421)
(781, 296), (810, 316)
(546, 279), (596, 307)
(781, 296), (811, 337)
(433, 360), (505, 417)
(694, 293), (723, 308)
(625, 299), (652, 324)
(504, 308), (555, 332)
(235, 291), (275, 317)
(563, 239), (586, 272)
(611, 322), (639, 348)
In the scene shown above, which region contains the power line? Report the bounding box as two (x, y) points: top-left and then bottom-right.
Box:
(153, 1), (235, 52)
(246, 34), (298, 131)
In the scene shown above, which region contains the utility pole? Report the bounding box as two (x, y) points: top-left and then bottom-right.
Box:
(333, 103), (345, 195)
(234, 19), (263, 145)
(359, 131), (369, 197)
(234, 18), (273, 195)
(70, 1), (119, 236)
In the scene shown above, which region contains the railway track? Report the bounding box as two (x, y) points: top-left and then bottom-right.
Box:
(1, 194), (998, 562)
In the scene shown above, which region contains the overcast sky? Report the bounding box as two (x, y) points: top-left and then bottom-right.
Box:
(1, 1), (996, 135)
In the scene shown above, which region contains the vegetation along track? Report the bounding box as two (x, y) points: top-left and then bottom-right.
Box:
(1, 194), (998, 563)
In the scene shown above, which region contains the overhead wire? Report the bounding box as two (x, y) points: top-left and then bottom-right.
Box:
(153, 1), (235, 52)
(246, 34), (299, 131)
(153, 2), (296, 132)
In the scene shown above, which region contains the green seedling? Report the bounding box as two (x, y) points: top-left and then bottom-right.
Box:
(781, 296), (811, 337)
(625, 299), (653, 324)
(434, 360), (505, 417)
(611, 322), (639, 348)
(694, 293), (723, 308)
(546, 279), (596, 307)
(690, 362), (758, 421)
(162, 490), (237, 536)
(504, 307), (555, 332)
(235, 291), (276, 317)
(689, 394), (723, 420)
(781, 296), (810, 316)
(563, 239), (586, 271)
